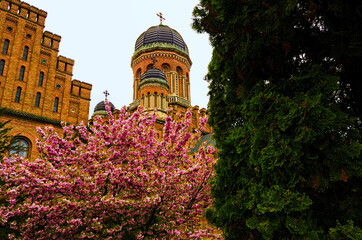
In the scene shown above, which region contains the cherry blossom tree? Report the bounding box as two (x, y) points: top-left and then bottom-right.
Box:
(0, 104), (218, 239)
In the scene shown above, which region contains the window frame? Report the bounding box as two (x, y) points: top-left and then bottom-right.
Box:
(35, 92), (41, 107)
(19, 66), (25, 80)
(9, 137), (31, 159)
(22, 46), (29, 60)
(0, 59), (5, 75)
(53, 97), (59, 112)
(2, 39), (9, 54)
(38, 71), (44, 86)
(15, 87), (21, 102)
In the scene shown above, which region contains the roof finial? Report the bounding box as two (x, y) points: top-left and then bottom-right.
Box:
(156, 12), (165, 25)
(103, 90), (110, 100)
(151, 56), (157, 67)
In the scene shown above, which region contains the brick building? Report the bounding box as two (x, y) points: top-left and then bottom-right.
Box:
(93, 24), (211, 135)
(1, 0), (211, 159)
(0, 0), (92, 158)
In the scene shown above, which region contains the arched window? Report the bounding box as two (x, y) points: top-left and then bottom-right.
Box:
(162, 64), (170, 74)
(53, 97), (59, 112)
(136, 68), (142, 78)
(186, 72), (189, 99)
(147, 64), (153, 70)
(10, 137), (30, 158)
(147, 92), (150, 108)
(15, 87), (21, 102)
(38, 71), (44, 86)
(176, 67), (183, 96)
(35, 92), (41, 107)
(19, 66), (25, 80)
(161, 93), (164, 109)
(0, 59), (5, 75)
(2, 39), (9, 54)
(22, 46), (29, 60)
(154, 92), (158, 108)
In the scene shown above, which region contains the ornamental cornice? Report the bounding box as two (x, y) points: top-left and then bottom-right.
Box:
(131, 50), (192, 70)
(132, 42), (189, 59)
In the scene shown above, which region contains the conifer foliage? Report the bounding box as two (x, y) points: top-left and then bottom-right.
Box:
(193, 0), (362, 239)
(0, 109), (13, 158)
(0, 105), (218, 239)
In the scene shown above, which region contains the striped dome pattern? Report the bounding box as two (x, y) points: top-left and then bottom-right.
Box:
(135, 25), (188, 53)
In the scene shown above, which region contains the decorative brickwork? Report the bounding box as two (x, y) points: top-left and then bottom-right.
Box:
(0, 0), (92, 158)
(130, 25), (193, 120)
(126, 24), (211, 139)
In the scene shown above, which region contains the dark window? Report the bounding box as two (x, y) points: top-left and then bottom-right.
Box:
(15, 87), (21, 102)
(38, 71), (44, 86)
(136, 68), (141, 78)
(0, 59), (5, 75)
(53, 97), (59, 112)
(2, 39), (9, 54)
(35, 92), (41, 107)
(162, 64), (170, 74)
(22, 46), (29, 60)
(19, 66), (25, 80)
(10, 138), (30, 159)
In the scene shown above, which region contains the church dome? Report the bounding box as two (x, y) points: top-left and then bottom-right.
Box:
(141, 67), (167, 82)
(93, 100), (115, 113)
(135, 25), (188, 54)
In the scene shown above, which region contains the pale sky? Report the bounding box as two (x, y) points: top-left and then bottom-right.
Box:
(24, 0), (212, 118)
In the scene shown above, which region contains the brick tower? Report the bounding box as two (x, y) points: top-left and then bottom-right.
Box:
(129, 24), (192, 118)
(0, 0), (92, 158)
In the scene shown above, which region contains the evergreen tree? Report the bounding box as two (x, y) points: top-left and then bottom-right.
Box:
(193, 0), (362, 239)
(0, 109), (13, 159)
(0, 108), (15, 239)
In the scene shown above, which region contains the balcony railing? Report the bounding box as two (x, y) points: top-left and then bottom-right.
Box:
(129, 98), (141, 110)
(167, 96), (191, 108)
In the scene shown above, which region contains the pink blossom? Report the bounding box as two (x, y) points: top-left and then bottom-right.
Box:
(0, 107), (219, 239)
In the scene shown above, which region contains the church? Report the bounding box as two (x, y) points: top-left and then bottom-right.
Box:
(0, 0), (211, 158)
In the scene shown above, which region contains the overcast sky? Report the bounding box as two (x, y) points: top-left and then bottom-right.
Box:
(24, 0), (212, 117)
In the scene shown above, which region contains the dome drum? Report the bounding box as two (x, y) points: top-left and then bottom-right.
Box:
(138, 79), (169, 92)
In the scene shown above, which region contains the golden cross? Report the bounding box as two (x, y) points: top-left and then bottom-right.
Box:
(156, 12), (165, 24)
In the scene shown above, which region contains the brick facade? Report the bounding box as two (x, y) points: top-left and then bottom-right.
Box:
(0, 0), (92, 158)
(127, 25), (211, 135)
(0, 0), (211, 158)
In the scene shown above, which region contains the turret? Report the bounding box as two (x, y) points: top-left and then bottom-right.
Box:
(129, 24), (192, 113)
(0, 0), (47, 26)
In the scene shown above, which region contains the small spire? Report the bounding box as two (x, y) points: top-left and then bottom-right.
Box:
(156, 12), (165, 25)
(103, 90), (110, 100)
